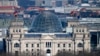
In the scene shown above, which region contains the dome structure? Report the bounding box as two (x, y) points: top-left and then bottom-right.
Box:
(29, 11), (63, 33)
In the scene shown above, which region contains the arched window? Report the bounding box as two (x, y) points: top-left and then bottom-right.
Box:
(14, 43), (20, 47)
(78, 43), (83, 47)
(46, 49), (51, 53)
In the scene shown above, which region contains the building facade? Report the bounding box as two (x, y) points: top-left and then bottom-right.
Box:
(6, 11), (90, 56)
(35, 0), (77, 7)
(0, 0), (18, 7)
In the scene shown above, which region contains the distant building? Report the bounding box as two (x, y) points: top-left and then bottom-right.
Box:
(6, 11), (90, 56)
(0, 6), (17, 14)
(0, 28), (7, 52)
(0, 0), (19, 14)
(0, 0), (19, 7)
(35, 0), (74, 7)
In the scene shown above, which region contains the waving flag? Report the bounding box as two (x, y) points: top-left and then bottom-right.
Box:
(13, 11), (18, 17)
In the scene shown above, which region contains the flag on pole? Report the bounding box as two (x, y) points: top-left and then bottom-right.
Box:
(70, 10), (77, 16)
(13, 11), (18, 17)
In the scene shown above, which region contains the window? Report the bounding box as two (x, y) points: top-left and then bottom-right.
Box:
(83, 34), (85, 38)
(16, 30), (18, 32)
(79, 29), (81, 32)
(79, 51), (82, 54)
(26, 49), (28, 52)
(19, 29), (21, 32)
(78, 43), (83, 47)
(42, 1), (45, 4)
(32, 44), (34, 47)
(58, 50), (60, 53)
(37, 44), (39, 47)
(26, 44), (28, 47)
(26, 53), (28, 56)
(32, 53), (34, 56)
(71, 25), (74, 27)
(49, 42), (51, 47)
(32, 49), (34, 52)
(37, 49), (39, 51)
(37, 53), (39, 56)
(46, 42), (51, 48)
(63, 44), (65, 47)
(69, 44), (71, 47)
(46, 42), (48, 47)
(82, 29), (84, 32)
(76, 29), (78, 32)
(13, 30), (15, 32)
(88, 34), (90, 37)
(58, 44), (60, 47)
(63, 49), (65, 51)
(69, 49), (71, 51)
(14, 43), (20, 47)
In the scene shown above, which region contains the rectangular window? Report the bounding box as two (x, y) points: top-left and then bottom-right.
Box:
(58, 50), (60, 52)
(88, 34), (89, 37)
(76, 29), (78, 32)
(19, 29), (21, 32)
(37, 49), (39, 51)
(46, 42), (51, 48)
(63, 44), (65, 47)
(49, 42), (51, 47)
(63, 49), (65, 51)
(13, 30), (15, 32)
(16, 30), (18, 32)
(32, 49), (34, 52)
(32, 44), (34, 47)
(26, 53), (28, 56)
(83, 34), (85, 38)
(69, 44), (71, 47)
(37, 53), (39, 56)
(79, 29), (81, 32)
(69, 49), (71, 51)
(26, 44), (28, 47)
(46, 42), (48, 47)
(82, 29), (84, 32)
(37, 44), (39, 47)
(26, 49), (28, 52)
(32, 53), (34, 56)
(58, 44), (60, 47)
(42, 1), (45, 4)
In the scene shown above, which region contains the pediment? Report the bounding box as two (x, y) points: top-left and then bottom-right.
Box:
(41, 35), (54, 40)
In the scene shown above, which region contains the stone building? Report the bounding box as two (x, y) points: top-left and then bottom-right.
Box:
(0, 0), (18, 7)
(6, 11), (90, 56)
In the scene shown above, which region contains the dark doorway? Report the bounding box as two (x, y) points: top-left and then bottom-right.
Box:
(46, 49), (51, 53)
(15, 51), (19, 56)
(90, 32), (100, 51)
